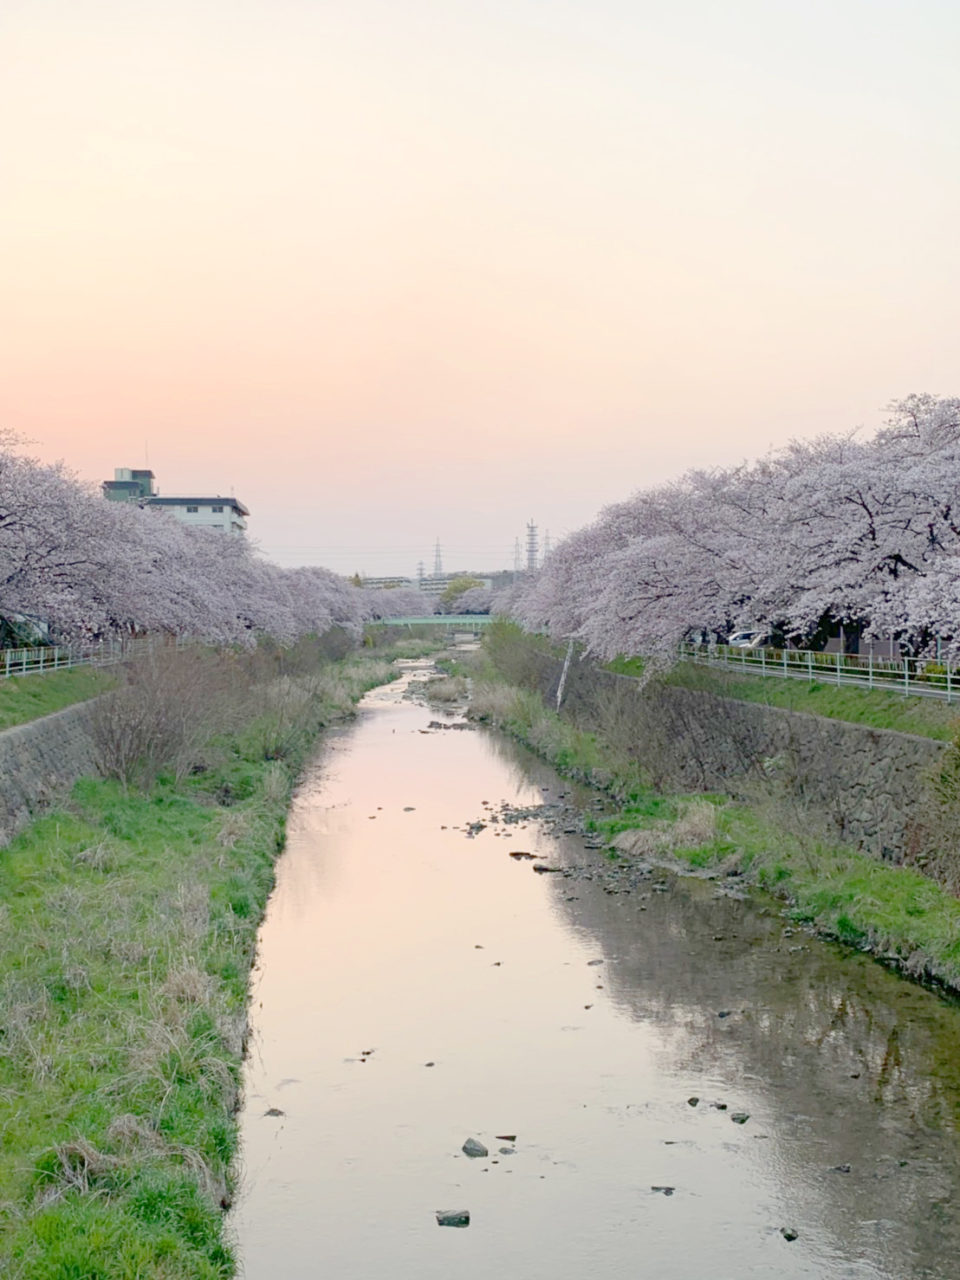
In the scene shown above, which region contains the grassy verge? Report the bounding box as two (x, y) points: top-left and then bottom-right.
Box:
(470, 677), (960, 991)
(0, 652), (401, 1278)
(0, 666), (117, 732)
(663, 661), (960, 740)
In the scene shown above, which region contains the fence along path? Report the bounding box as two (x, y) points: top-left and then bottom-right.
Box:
(0, 636), (175, 679)
(680, 641), (960, 703)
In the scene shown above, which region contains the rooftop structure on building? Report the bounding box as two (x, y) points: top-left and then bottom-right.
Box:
(102, 468), (249, 535)
(102, 468), (156, 502)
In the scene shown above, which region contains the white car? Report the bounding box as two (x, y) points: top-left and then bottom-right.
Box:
(727, 630), (772, 650)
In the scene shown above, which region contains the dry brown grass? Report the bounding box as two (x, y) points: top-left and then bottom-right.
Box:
(613, 798), (720, 858)
(422, 675), (469, 703)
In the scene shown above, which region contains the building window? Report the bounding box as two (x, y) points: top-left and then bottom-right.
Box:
(212, 505), (224, 512)
(186, 505), (199, 513)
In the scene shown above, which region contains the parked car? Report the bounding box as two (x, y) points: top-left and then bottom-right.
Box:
(726, 630), (773, 650)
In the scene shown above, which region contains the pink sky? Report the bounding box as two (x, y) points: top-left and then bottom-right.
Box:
(3, 0), (958, 575)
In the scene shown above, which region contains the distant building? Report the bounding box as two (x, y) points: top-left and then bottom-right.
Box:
(102, 467), (249, 535)
(361, 576), (416, 590)
(144, 496), (249, 535)
(102, 468), (157, 502)
(417, 573), (492, 598)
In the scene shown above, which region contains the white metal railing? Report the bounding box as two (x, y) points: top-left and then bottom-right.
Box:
(0, 636), (174, 679)
(679, 641), (960, 703)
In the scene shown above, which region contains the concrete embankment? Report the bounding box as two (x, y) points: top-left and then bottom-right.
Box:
(0, 699), (102, 844)
(508, 647), (948, 864)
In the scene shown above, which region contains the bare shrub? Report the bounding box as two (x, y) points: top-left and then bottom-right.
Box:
(92, 647), (253, 787)
(423, 675), (468, 703)
(254, 673), (328, 760)
(470, 681), (521, 723)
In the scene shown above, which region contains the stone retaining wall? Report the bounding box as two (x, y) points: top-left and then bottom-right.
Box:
(0, 701), (101, 845)
(515, 650), (948, 861)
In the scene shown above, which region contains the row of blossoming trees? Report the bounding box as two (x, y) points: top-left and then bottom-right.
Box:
(0, 432), (425, 646)
(503, 395), (960, 660)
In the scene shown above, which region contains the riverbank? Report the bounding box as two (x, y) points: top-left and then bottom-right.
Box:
(0, 664), (116, 731)
(466, 645), (960, 994)
(0, 644), (427, 1278)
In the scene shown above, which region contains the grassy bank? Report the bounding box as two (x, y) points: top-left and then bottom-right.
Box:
(470, 673), (960, 992)
(664, 661), (960, 741)
(0, 648), (407, 1278)
(0, 665), (116, 732)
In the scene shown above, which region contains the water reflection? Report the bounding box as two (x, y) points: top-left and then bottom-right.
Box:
(233, 670), (960, 1280)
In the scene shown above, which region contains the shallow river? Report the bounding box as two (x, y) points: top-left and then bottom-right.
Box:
(233, 662), (960, 1279)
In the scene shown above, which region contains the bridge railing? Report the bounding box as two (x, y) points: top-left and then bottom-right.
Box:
(679, 641), (960, 703)
(377, 615), (493, 629)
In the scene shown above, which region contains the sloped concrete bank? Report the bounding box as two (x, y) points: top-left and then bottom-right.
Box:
(0, 699), (101, 844)
(514, 649), (948, 861)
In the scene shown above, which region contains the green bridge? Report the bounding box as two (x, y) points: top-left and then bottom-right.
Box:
(378, 615), (493, 631)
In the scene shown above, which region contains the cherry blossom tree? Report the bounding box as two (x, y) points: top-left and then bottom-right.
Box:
(0, 433), (378, 648)
(508, 395), (960, 659)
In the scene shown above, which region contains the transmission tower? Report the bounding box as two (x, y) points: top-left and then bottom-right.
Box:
(544, 530), (552, 559)
(513, 538), (522, 573)
(526, 520), (539, 574)
(433, 538), (443, 577)
(417, 560), (425, 582)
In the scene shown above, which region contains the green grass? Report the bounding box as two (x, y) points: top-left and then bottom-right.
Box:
(0, 665), (116, 731)
(667, 805), (960, 986)
(0, 650), (401, 1277)
(664, 662), (960, 740)
(472, 674), (960, 991)
(604, 655), (645, 678)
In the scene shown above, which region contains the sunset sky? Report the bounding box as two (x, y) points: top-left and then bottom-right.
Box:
(3, 0), (958, 576)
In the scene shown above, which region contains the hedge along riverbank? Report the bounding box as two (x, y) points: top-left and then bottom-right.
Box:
(0, 640), (434, 1279)
(466, 628), (960, 994)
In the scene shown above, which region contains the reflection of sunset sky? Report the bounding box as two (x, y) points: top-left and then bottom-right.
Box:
(235, 668), (960, 1277)
(4, 1), (959, 575)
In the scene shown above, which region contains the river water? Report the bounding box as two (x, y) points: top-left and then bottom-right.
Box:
(233, 662), (960, 1279)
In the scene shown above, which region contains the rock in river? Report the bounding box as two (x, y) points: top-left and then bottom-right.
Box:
(462, 1137), (489, 1158)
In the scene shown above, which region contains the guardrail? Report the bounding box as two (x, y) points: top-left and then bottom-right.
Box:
(679, 642), (960, 703)
(0, 636), (170, 679)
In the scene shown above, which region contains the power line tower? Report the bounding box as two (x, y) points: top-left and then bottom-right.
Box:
(433, 538), (443, 577)
(526, 520), (539, 574)
(417, 561), (425, 583)
(544, 530), (552, 559)
(513, 538), (522, 574)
